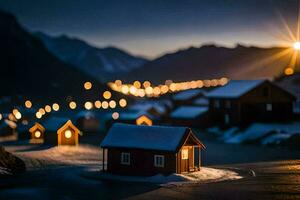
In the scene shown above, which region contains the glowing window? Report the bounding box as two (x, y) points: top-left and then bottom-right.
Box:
(34, 130), (41, 138)
(181, 149), (188, 160)
(154, 155), (164, 167)
(121, 152), (130, 165)
(64, 130), (72, 139)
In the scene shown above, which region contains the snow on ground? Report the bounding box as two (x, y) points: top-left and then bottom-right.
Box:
(226, 122), (300, 144)
(11, 145), (102, 170)
(83, 167), (242, 186)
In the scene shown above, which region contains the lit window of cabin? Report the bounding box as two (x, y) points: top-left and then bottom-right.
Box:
(154, 155), (165, 167)
(121, 152), (130, 165)
(181, 149), (188, 160)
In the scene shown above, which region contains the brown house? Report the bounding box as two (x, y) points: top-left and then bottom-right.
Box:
(101, 123), (205, 176)
(136, 115), (153, 126)
(29, 122), (45, 144)
(207, 80), (296, 126)
(43, 117), (82, 146)
(57, 120), (81, 146)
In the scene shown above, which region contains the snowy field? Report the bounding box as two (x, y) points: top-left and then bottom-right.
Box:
(83, 167), (242, 186)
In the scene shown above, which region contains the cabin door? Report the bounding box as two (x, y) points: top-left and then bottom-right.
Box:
(180, 148), (189, 172)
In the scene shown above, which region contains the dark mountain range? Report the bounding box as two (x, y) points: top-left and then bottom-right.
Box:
(125, 44), (297, 84)
(35, 32), (147, 82)
(0, 11), (109, 106)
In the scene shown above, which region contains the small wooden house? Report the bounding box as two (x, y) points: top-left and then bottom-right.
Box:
(172, 89), (206, 107)
(57, 120), (81, 146)
(101, 123), (205, 176)
(136, 115), (153, 126)
(169, 106), (210, 127)
(29, 122), (45, 144)
(43, 117), (82, 146)
(207, 80), (296, 126)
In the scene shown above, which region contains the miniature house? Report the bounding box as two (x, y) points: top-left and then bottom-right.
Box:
(170, 106), (210, 127)
(172, 89), (206, 107)
(29, 122), (45, 144)
(43, 117), (82, 146)
(101, 123), (205, 176)
(57, 120), (81, 146)
(136, 115), (153, 126)
(207, 80), (296, 125)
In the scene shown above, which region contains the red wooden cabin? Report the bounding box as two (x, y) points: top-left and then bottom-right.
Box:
(101, 123), (205, 176)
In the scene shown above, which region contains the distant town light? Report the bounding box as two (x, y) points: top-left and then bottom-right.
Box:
(25, 100), (32, 108)
(84, 101), (93, 110)
(119, 99), (127, 107)
(112, 112), (119, 120)
(69, 101), (77, 109)
(109, 100), (116, 108)
(52, 103), (60, 111)
(84, 81), (92, 90)
(103, 91), (112, 99)
(0, 113), (2, 120)
(39, 108), (46, 115)
(15, 112), (22, 120)
(36, 112), (42, 119)
(285, 67), (294, 76)
(102, 101), (109, 109)
(45, 105), (52, 113)
(94, 100), (101, 109)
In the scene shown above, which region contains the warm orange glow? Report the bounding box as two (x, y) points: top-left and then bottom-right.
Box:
(109, 100), (116, 108)
(293, 42), (300, 50)
(112, 112), (119, 120)
(34, 130), (41, 138)
(119, 99), (127, 107)
(133, 81), (141, 88)
(143, 81), (151, 88)
(136, 115), (153, 126)
(36, 112), (42, 119)
(84, 101), (93, 110)
(121, 85), (129, 94)
(39, 108), (46, 115)
(285, 67), (294, 75)
(15, 112), (22, 120)
(45, 105), (51, 113)
(64, 129), (72, 139)
(52, 103), (60, 111)
(69, 101), (77, 109)
(0, 114), (2, 120)
(94, 100), (101, 108)
(25, 100), (32, 108)
(101, 101), (109, 109)
(115, 80), (122, 86)
(12, 109), (19, 116)
(103, 91), (112, 99)
(84, 81), (92, 90)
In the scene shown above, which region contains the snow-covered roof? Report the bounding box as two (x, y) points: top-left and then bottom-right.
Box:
(172, 89), (206, 101)
(206, 80), (265, 98)
(171, 106), (208, 119)
(101, 123), (194, 151)
(43, 117), (69, 132)
(193, 97), (209, 106)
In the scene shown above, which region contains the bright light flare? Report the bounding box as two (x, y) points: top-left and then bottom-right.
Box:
(293, 42), (300, 50)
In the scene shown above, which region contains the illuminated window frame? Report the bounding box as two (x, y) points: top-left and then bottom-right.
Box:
(181, 149), (188, 160)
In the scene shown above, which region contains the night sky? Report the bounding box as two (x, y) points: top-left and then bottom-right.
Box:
(0, 0), (299, 58)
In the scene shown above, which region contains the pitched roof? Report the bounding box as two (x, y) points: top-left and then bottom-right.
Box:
(172, 89), (206, 101)
(193, 97), (209, 106)
(171, 106), (208, 119)
(101, 123), (203, 152)
(42, 117), (69, 132)
(206, 80), (265, 98)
